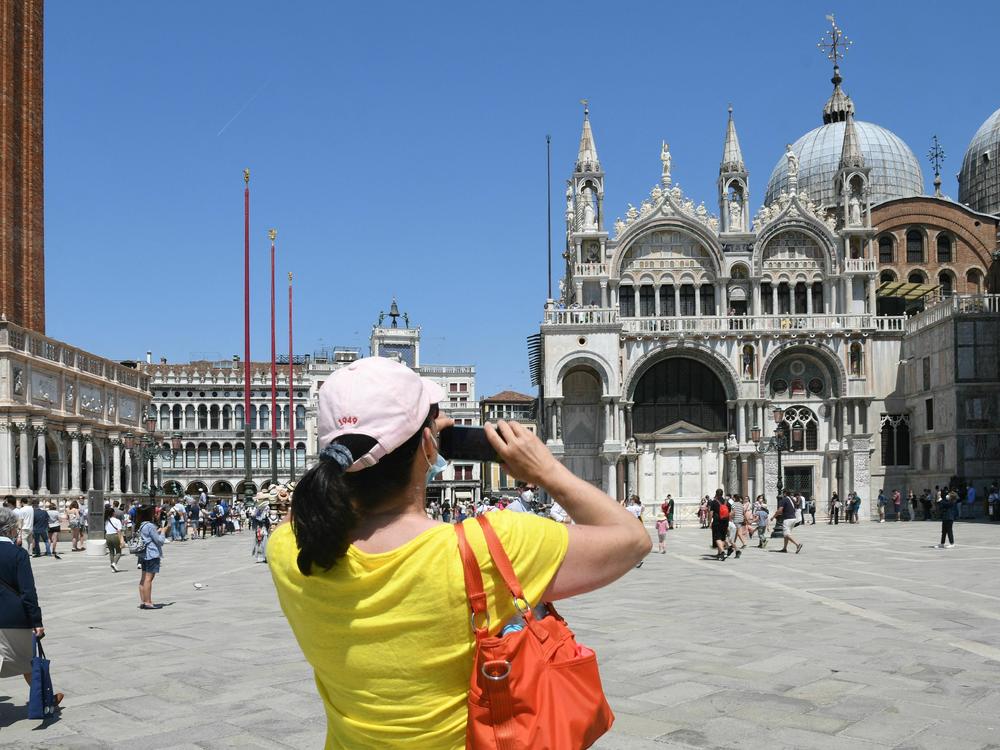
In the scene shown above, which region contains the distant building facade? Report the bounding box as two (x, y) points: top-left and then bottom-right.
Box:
(480, 390), (535, 496)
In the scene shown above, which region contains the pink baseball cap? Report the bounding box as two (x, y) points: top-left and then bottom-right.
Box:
(317, 357), (444, 472)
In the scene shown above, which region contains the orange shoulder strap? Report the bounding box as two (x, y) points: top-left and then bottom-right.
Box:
(476, 514), (526, 602)
(454, 521), (487, 621)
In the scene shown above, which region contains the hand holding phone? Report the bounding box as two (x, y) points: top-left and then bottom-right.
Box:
(438, 426), (498, 463)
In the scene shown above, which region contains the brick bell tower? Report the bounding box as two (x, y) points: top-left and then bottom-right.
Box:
(1, 0), (45, 333)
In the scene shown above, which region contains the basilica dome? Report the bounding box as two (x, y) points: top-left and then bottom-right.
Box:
(765, 120), (924, 209)
(958, 106), (1000, 215)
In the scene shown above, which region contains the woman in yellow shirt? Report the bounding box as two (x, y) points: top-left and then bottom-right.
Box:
(268, 357), (650, 749)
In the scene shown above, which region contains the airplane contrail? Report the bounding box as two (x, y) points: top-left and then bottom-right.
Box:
(217, 76), (273, 137)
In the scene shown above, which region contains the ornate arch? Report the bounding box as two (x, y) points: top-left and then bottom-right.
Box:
(755, 221), (837, 277)
(611, 220), (724, 280)
(758, 341), (847, 398)
(553, 352), (617, 396)
(623, 343), (739, 402)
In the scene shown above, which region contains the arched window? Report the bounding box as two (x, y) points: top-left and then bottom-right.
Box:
(906, 230), (923, 263)
(936, 234), (952, 263)
(618, 285), (634, 317)
(659, 285), (676, 316)
(880, 270), (897, 284)
(210, 405), (220, 430)
(197, 443), (208, 468)
(250, 405), (258, 430)
(222, 443), (233, 468)
(812, 281), (824, 312)
(731, 264), (749, 280)
(741, 345), (755, 379)
(222, 405), (232, 430)
(777, 282), (791, 314)
(639, 285), (655, 316)
(849, 342), (864, 377)
(234, 405), (244, 430)
(173, 445), (183, 468)
(908, 270), (926, 284)
(210, 443), (221, 468)
(249, 443), (258, 468)
(633, 357), (727, 433)
(274, 405), (282, 431)
(794, 282), (808, 314)
(679, 285), (696, 316)
(782, 406), (818, 451)
(878, 235), (894, 264)
(880, 414), (911, 466)
(235, 442), (245, 469)
(185, 443), (196, 468)
(938, 270), (954, 297)
(159, 405), (170, 430)
(700, 285), (716, 315)
(260, 443), (270, 468)
(283, 405), (290, 431)
(295, 405), (306, 430)
(296, 442), (307, 467)
(259, 405), (270, 432)
(184, 405), (195, 429)
(967, 268), (983, 294)
(197, 405), (208, 429)
(284, 444), (292, 468)
(172, 404), (182, 430)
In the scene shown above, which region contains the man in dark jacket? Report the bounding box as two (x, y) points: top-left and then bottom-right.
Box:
(30, 499), (51, 557)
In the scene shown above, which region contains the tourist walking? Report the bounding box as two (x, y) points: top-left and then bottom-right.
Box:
(727, 493), (749, 558)
(267, 356), (647, 748)
(709, 490), (731, 561)
(753, 502), (769, 547)
(892, 489), (902, 521)
(877, 489), (886, 523)
(46, 502), (62, 559)
(0, 507), (64, 712)
(68, 500), (85, 551)
(14, 499), (33, 548)
(774, 492), (803, 553)
(30, 500), (50, 557)
(936, 491), (959, 548)
(135, 506), (167, 609)
(171, 497), (187, 541)
(104, 506), (124, 572)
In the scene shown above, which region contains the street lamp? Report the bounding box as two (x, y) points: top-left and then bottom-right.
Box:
(751, 406), (799, 535)
(132, 406), (175, 503)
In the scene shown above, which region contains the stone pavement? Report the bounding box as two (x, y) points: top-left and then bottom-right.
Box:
(2, 520), (999, 749)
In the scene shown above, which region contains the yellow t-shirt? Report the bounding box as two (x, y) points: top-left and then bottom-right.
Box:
(267, 511), (569, 750)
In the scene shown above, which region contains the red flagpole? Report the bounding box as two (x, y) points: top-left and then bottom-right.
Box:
(243, 169), (253, 503)
(288, 272), (295, 481)
(269, 229), (278, 485)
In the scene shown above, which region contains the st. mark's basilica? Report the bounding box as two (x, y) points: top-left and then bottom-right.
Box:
(538, 22), (1000, 521)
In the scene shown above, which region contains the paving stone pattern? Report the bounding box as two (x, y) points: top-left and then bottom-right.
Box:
(2, 520), (999, 749)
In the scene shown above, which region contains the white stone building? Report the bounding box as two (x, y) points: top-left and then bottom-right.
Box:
(539, 66), (926, 522)
(0, 320), (156, 499)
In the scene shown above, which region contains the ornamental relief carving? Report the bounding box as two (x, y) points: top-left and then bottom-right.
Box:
(120, 396), (138, 423)
(31, 371), (58, 406)
(79, 384), (104, 415)
(12, 367), (24, 396)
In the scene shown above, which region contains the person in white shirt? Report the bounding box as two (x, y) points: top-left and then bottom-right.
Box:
(171, 500), (187, 541)
(104, 505), (124, 572)
(13, 500), (33, 549)
(549, 501), (571, 524)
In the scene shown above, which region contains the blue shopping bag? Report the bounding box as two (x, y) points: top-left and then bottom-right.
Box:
(27, 635), (55, 719)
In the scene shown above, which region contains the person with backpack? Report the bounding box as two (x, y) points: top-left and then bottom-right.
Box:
(709, 490), (731, 561)
(726, 494), (749, 559)
(133, 506), (168, 610)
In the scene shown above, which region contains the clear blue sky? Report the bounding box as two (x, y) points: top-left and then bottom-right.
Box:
(43, 1), (995, 397)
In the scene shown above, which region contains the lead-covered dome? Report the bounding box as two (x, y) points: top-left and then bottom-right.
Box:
(765, 120), (924, 208)
(958, 107), (1000, 215)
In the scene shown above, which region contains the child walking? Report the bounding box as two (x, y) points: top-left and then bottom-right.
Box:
(654, 512), (668, 554)
(754, 503), (769, 548)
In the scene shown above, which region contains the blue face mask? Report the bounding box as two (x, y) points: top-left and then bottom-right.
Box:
(425, 434), (450, 483)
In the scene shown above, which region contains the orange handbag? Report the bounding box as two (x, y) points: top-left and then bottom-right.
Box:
(454, 515), (614, 750)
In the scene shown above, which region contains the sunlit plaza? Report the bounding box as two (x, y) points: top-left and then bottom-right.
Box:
(3, 521), (1000, 749)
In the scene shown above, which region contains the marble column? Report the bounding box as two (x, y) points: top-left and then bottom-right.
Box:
(694, 286), (702, 316)
(600, 281), (608, 308)
(673, 286), (680, 317)
(0, 423), (14, 494)
(35, 427), (48, 494)
(554, 401), (563, 441)
(738, 403), (747, 443)
(806, 286), (813, 314)
(124, 448), (133, 493)
(633, 287), (640, 316)
(752, 281), (761, 316)
(69, 431), (82, 493)
(17, 421), (31, 494)
(574, 280), (583, 306)
(771, 284), (778, 315)
(112, 441), (121, 493)
(720, 282), (728, 314)
(653, 285), (661, 316)
(84, 437), (94, 492)
(604, 457), (616, 497)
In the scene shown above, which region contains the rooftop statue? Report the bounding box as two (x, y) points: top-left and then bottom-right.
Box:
(785, 144), (799, 179)
(661, 141), (672, 185)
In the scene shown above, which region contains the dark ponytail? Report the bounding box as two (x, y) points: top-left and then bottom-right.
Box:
(292, 417), (431, 576)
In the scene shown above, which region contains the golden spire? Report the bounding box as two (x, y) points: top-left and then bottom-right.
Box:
(243, 168), (250, 184)
(268, 228), (277, 241)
